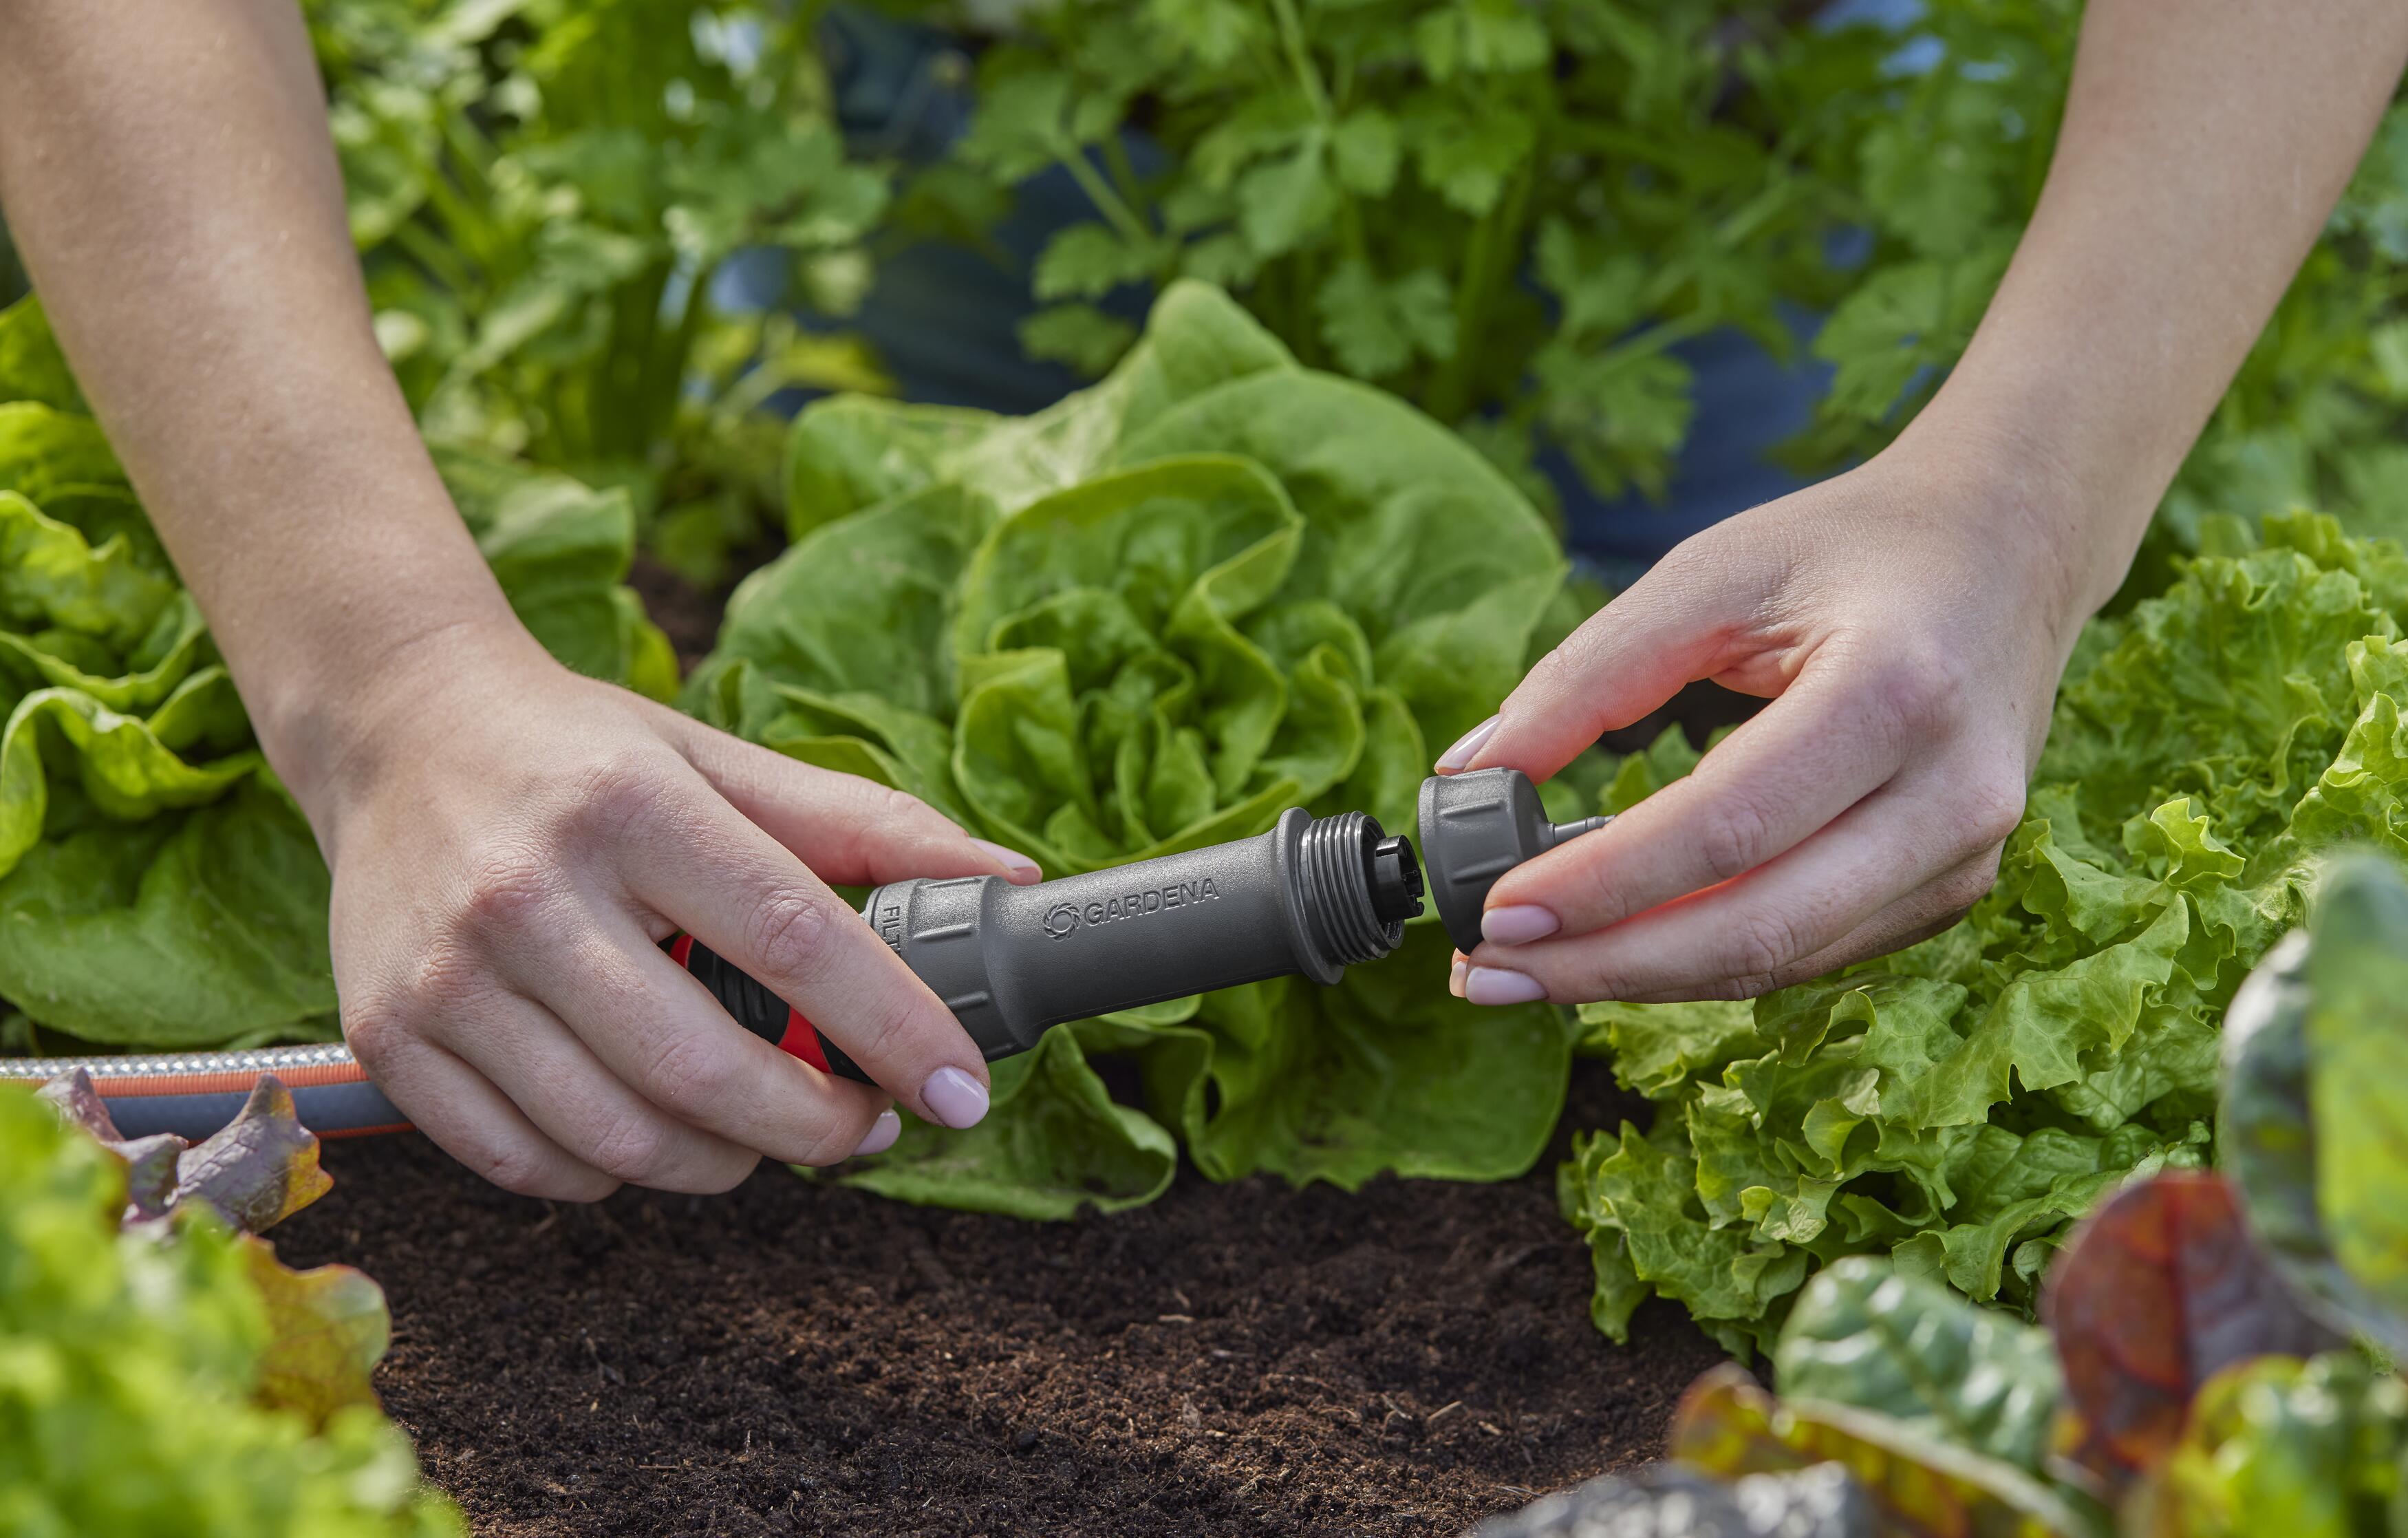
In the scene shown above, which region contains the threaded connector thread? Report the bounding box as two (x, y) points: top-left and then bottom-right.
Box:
(1296, 811), (1404, 968)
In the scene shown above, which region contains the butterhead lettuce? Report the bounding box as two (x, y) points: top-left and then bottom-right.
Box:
(0, 294), (671, 1049)
(689, 281), (1583, 1215)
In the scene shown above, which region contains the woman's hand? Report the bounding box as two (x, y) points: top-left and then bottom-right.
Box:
(1441, 439), (2107, 1006)
(1415, 0), (2408, 1009)
(288, 621), (1038, 1201)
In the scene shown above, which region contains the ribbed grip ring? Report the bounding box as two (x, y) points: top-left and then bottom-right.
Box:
(1297, 811), (1403, 968)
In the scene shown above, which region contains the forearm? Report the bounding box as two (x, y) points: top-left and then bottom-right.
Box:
(0, 0), (522, 801)
(1903, 0), (2408, 619)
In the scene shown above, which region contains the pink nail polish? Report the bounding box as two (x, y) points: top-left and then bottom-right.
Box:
(1449, 958), (1468, 998)
(1482, 905), (1560, 946)
(922, 1065), (991, 1129)
(1435, 714), (1501, 774)
(851, 1109), (901, 1157)
(969, 837), (1042, 884)
(1464, 966), (1547, 1006)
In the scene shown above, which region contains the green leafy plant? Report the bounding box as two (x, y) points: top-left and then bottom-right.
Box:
(1793, 0), (2408, 560)
(38, 1071), (401, 1424)
(308, 0), (894, 581)
(3, 1074), (460, 1536)
(688, 278), (1593, 1215)
(1564, 513), (2408, 1356)
(1492, 857), (2408, 1537)
(0, 292), (667, 1051)
(1778, 0), (2078, 471)
(886, 0), (1892, 513)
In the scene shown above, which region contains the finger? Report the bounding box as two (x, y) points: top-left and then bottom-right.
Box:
(1445, 540), (1765, 778)
(427, 978), (766, 1194)
(345, 1026), (619, 1201)
(506, 903), (900, 1168)
(621, 798), (993, 1129)
(663, 712), (1042, 886)
(1479, 648), (1926, 940)
(1465, 767), (2019, 1003)
(1767, 856), (2000, 985)
(1550, 865), (1996, 1005)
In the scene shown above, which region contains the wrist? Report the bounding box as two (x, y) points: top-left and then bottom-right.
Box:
(1882, 399), (2150, 639)
(242, 599), (551, 830)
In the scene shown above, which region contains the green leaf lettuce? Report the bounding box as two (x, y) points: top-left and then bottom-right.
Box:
(1567, 514), (2408, 1354)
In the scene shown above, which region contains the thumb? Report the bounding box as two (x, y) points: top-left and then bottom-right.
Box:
(1456, 546), (1755, 779)
(665, 714), (1041, 888)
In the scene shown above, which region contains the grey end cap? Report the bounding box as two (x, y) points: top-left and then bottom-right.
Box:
(1417, 768), (1610, 953)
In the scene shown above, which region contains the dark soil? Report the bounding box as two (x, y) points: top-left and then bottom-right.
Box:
(627, 554), (740, 675)
(276, 1060), (1723, 1538)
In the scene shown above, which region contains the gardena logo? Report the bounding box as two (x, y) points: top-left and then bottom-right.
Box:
(1039, 879), (1221, 940)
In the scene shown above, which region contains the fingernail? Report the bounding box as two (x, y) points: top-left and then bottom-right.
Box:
(851, 1109), (901, 1157)
(1482, 904), (1560, 946)
(1448, 957), (1468, 998)
(1465, 966), (1547, 1006)
(1434, 714), (1501, 773)
(921, 1065), (991, 1129)
(970, 838), (1042, 885)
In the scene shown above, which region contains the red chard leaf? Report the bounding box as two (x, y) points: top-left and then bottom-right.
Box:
(2041, 1170), (2339, 1488)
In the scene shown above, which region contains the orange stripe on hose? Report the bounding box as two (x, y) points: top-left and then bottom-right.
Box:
(76, 1062), (374, 1097)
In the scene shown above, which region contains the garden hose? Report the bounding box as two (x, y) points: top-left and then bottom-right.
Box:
(0, 769), (1603, 1137)
(0, 1043), (405, 1141)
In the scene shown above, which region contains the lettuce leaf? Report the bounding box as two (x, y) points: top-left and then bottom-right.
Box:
(697, 281), (1573, 1211)
(2147, 1352), (2408, 1538)
(0, 294), (671, 1048)
(2, 1080), (462, 1535)
(1567, 513), (2408, 1354)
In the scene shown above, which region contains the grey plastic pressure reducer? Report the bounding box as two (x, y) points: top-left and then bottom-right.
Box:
(673, 768), (1609, 1082)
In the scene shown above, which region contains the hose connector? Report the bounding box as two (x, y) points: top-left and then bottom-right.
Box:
(856, 807), (1426, 1074)
(678, 807), (1428, 1081)
(678, 768), (1599, 1083)
(1418, 768), (1611, 953)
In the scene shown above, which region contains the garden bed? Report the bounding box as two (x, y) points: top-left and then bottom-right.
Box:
(275, 1059), (1719, 1538)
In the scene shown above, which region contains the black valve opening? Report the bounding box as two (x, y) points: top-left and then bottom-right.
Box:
(1369, 834), (1424, 926)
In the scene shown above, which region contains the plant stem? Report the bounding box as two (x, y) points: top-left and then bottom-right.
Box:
(1289, 249), (1322, 367)
(1550, 120), (1693, 173)
(1060, 147), (1155, 245)
(1595, 310), (1714, 370)
(640, 263), (709, 447)
(391, 220), (477, 302)
(1268, 0), (1333, 122)
(1101, 134), (1152, 228)
(1423, 158), (1536, 425)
